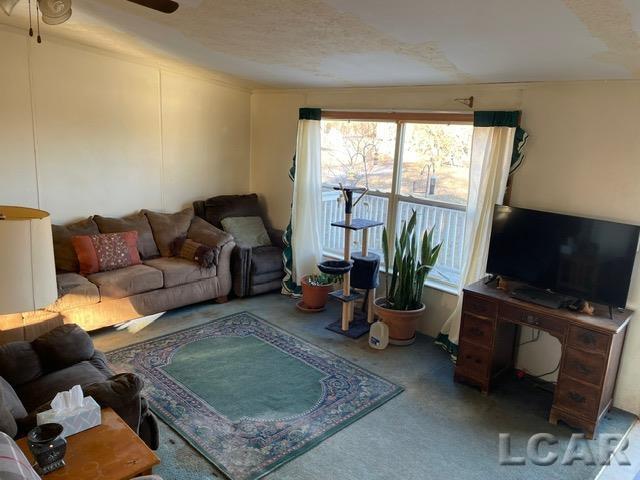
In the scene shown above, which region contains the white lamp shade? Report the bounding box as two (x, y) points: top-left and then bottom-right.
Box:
(0, 206), (58, 315)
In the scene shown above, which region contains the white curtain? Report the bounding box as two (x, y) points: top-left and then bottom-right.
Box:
(438, 126), (515, 353)
(290, 117), (323, 288)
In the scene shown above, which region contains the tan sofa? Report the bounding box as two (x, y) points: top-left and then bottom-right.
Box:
(0, 209), (235, 344)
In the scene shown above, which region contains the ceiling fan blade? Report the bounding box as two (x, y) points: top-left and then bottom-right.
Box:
(126, 0), (179, 13)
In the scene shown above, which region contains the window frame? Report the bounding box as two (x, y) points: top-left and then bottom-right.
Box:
(320, 111), (473, 293)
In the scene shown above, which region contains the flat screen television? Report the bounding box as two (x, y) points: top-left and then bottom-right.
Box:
(487, 205), (640, 308)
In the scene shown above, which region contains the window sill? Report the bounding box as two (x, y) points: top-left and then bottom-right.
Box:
(424, 278), (460, 297)
(321, 251), (460, 297)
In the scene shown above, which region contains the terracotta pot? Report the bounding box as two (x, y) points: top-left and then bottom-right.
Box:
(301, 276), (334, 310)
(373, 297), (425, 345)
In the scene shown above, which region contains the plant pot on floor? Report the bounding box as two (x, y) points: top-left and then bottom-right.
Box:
(300, 275), (335, 311)
(373, 298), (425, 345)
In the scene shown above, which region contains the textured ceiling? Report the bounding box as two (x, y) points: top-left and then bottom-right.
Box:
(1, 0), (639, 88)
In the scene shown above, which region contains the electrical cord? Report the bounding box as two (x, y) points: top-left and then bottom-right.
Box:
(518, 329), (541, 346)
(529, 360), (561, 380)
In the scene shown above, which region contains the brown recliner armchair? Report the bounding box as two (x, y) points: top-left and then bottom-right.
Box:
(0, 324), (158, 449)
(194, 194), (285, 297)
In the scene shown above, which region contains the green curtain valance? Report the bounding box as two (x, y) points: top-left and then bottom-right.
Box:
(299, 108), (321, 121)
(473, 111), (528, 174)
(473, 111), (520, 128)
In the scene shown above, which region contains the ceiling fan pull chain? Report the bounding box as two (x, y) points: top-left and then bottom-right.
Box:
(28, 0), (33, 36)
(36, 0), (41, 43)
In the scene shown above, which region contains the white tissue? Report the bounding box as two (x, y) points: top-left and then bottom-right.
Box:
(50, 385), (84, 412)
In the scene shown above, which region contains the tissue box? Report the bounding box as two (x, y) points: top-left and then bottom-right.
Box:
(36, 397), (101, 438)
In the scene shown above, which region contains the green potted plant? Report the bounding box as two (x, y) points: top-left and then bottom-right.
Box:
(300, 273), (338, 311)
(374, 210), (442, 345)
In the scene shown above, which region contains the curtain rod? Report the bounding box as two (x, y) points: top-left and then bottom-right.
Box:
(321, 110), (474, 123)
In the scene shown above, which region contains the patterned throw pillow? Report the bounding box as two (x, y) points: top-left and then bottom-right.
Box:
(171, 237), (217, 269)
(71, 232), (141, 275)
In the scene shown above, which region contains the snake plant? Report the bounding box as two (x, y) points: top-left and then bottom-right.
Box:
(381, 210), (442, 311)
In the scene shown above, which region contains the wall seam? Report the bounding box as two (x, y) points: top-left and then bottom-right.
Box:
(159, 69), (166, 211)
(26, 37), (41, 209)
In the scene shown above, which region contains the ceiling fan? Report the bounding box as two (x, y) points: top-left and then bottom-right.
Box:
(0, 0), (179, 24)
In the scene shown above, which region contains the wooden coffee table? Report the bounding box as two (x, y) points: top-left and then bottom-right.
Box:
(17, 408), (160, 480)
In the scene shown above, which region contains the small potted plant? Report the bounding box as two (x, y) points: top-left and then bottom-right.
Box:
(299, 273), (338, 311)
(374, 210), (442, 345)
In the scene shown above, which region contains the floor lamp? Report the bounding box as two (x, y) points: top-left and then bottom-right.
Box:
(0, 206), (58, 316)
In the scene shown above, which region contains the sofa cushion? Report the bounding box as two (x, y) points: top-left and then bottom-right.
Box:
(144, 208), (194, 257)
(87, 264), (164, 300)
(251, 246), (284, 275)
(47, 273), (100, 312)
(144, 257), (216, 289)
(221, 216), (272, 248)
(52, 217), (100, 272)
(94, 213), (160, 259)
(188, 216), (233, 249)
(16, 361), (108, 412)
(200, 193), (263, 229)
(0, 342), (42, 387)
(32, 324), (95, 371)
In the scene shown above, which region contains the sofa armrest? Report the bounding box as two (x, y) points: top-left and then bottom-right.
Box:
(232, 245), (252, 297)
(188, 217), (233, 251)
(268, 228), (286, 251)
(89, 350), (113, 377)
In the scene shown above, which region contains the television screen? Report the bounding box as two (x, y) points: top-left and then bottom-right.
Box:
(487, 205), (640, 308)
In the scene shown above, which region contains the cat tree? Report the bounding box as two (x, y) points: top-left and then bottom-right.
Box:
(319, 185), (382, 337)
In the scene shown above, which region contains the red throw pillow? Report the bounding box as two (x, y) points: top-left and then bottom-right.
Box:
(71, 232), (141, 275)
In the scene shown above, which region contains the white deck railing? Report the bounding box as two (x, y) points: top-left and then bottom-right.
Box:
(321, 189), (466, 286)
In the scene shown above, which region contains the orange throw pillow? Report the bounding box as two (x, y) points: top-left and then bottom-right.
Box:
(71, 232), (141, 275)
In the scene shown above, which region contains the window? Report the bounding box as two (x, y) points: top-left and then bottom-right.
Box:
(320, 112), (473, 289)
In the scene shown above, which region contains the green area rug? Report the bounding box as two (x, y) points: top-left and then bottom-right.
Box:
(106, 312), (403, 480)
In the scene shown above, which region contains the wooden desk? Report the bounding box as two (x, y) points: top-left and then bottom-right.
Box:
(454, 279), (633, 439)
(17, 408), (160, 480)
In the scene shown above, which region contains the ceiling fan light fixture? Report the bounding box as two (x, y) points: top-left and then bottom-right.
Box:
(38, 0), (71, 25)
(0, 0), (20, 16)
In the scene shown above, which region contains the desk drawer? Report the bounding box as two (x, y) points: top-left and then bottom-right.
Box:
(499, 304), (566, 336)
(463, 295), (498, 319)
(461, 313), (494, 347)
(457, 341), (491, 380)
(563, 347), (606, 386)
(555, 376), (600, 418)
(568, 326), (609, 354)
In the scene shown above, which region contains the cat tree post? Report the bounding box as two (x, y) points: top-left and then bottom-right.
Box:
(341, 210), (353, 331)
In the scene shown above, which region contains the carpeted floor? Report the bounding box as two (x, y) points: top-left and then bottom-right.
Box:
(92, 294), (637, 480)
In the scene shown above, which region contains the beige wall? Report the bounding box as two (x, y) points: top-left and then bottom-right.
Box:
(0, 27), (251, 224)
(250, 81), (640, 413)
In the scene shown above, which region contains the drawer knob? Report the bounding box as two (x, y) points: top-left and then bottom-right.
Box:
(568, 391), (586, 404)
(469, 326), (483, 337)
(576, 363), (592, 375)
(524, 314), (540, 326)
(578, 332), (596, 345)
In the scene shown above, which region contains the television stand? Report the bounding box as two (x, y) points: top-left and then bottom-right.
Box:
(510, 286), (572, 309)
